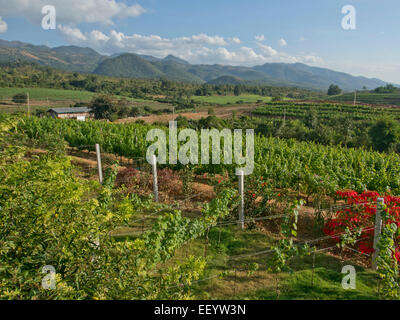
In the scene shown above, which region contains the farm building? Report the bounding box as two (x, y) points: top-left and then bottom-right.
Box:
(48, 107), (93, 121)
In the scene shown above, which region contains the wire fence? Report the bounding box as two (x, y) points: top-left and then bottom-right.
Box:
(68, 143), (382, 297)
(155, 199), (379, 296)
(70, 144), (217, 208)
(165, 219), (377, 294)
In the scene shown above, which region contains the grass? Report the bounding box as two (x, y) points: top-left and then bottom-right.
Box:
(192, 94), (272, 105)
(0, 87), (96, 101)
(0, 88), (272, 116)
(0, 87), (174, 114)
(166, 224), (381, 300)
(0, 87), (158, 103)
(234, 256), (379, 300)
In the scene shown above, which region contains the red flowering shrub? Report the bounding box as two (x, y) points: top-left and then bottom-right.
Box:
(324, 190), (400, 260)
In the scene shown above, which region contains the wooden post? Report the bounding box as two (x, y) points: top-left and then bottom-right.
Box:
(372, 197), (384, 270)
(238, 170), (244, 229)
(311, 251), (316, 287)
(152, 154), (159, 202)
(141, 213), (144, 235)
(283, 108), (286, 125)
(95, 144), (103, 184)
(233, 269), (237, 297)
(353, 90), (357, 106)
(27, 92), (30, 116)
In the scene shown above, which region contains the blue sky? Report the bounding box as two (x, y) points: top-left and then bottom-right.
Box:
(0, 0), (399, 83)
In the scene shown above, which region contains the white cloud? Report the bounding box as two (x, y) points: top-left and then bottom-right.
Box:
(299, 36), (305, 41)
(0, 0), (146, 25)
(189, 34), (227, 46)
(301, 55), (324, 65)
(230, 37), (241, 44)
(58, 25), (87, 42)
(278, 38), (287, 47)
(58, 26), (323, 67)
(59, 27), (228, 54)
(255, 35), (265, 42)
(89, 30), (110, 42)
(0, 17), (7, 33)
(258, 43), (278, 57)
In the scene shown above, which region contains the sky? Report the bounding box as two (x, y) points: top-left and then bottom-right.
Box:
(0, 0), (399, 83)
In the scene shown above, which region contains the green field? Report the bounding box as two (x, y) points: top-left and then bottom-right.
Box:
(192, 94), (273, 105)
(0, 87), (157, 103)
(0, 87), (96, 101)
(0, 87), (175, 114)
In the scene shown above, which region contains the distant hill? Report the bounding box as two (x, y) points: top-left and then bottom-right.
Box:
(207, 75), (245, 85)
(0, 40), (105, 73)
(0, 39), (393, 91)
(94, 53), (164, 79)
(94, 53), (203, 83)
(253, 63), (387, 91)
(163, 54), (190, 65)
(94, 53), (389, 90)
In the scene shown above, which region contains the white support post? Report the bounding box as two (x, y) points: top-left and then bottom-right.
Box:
(353, 90), (357, 106)
(238, 170), (244, 229)
(372, 197), (384, 270)
(95, 144), (103, 185)
(27, 92), (30, 116)
(152, 154), (159, 202)
(283, 108), (286, 125)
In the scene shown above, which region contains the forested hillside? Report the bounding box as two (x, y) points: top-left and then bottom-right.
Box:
(0, 39), (391, 91)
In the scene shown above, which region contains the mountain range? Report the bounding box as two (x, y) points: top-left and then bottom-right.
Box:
(0, 39), (389, 91)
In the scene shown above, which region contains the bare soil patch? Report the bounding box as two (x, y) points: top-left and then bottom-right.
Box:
(116, 104), (257, 124)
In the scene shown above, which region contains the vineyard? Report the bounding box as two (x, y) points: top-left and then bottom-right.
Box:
(325, 92), (400, 106)
(3, 0), (400, 305)
(2, 113), (400, 300)
(18, 115), (400, 197)
(253, 101), (400, 121)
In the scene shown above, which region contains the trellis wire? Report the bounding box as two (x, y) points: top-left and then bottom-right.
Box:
(212, 201), (376, 228)
(70, 144), (383, 290)
(165, 222), (376, 290)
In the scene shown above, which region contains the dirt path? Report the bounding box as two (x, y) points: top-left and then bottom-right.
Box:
(116, 104), (258, 124)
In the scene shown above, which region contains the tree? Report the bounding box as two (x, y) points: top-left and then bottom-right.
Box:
(327, 84), (342, 96)
(234, 85), (241, 96)
(117, 104), (130, 118)
(272, 95), (284, 102)
(12, 93), (28, 105)
(130, 106), (142, 117)
(369, 118), (400, 152)
(374, 84), (397, 94)
(305, 107), (318, 129)
(90, 95), (121, 120)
